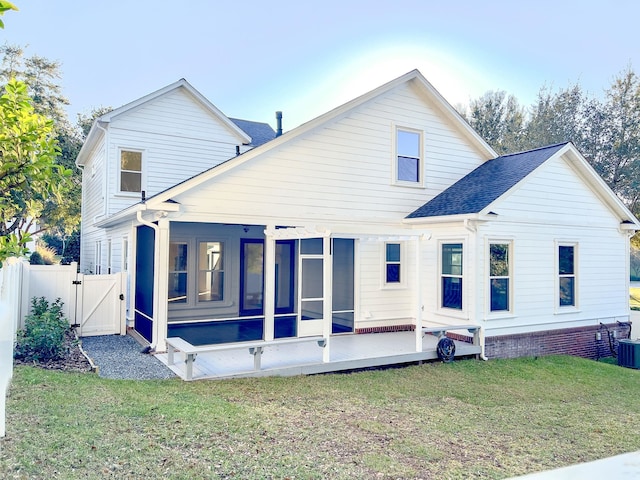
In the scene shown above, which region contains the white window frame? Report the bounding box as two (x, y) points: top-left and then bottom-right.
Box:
(118, 148), (145, 196)
(197, 240), (225, 304)
(556, 241), (579, 312)
(438, 240), (466, 316)
(381, 241), (406, 289)
(392, 125), (424, 187)
(487, 240), (513, 316)
(168, 236), (230, 309)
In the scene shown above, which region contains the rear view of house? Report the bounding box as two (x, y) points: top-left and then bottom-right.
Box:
(76, 69), (638, 378)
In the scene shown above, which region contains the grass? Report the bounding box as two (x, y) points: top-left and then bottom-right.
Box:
(2, 356), (640, 479)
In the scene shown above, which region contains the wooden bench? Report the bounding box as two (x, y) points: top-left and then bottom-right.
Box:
(166, 336), (327, 380)
(422, 324), (481, 347)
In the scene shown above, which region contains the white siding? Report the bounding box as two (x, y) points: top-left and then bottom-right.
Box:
(470, 155), (630, 335)
(105, 88), (249, 216)
(173, 82), (486, 226)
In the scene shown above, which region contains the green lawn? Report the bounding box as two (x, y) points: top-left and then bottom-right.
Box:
(2, 356), (640, 479)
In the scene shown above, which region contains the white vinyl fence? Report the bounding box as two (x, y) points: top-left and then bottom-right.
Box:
(0, 258), (126, 437)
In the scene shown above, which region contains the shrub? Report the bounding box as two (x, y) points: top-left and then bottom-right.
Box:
(35, 243), (58, 264)
(29, 250), (45, 265)
(14, 297), (70, 362)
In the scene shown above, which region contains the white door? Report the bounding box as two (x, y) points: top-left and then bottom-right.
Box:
(298, 239), (324, 337)
(77, 273), (126, 336)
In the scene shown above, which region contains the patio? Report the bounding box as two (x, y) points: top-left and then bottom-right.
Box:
(155, 330), (482, 380)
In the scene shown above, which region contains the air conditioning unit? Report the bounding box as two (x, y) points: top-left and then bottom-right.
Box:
(618, 339), (640, 369)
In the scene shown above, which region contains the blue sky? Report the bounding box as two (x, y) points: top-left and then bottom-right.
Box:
(3, 1), (640, 130)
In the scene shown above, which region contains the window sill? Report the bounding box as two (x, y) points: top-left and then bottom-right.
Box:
(485, 313), (516, 321)
(381, 283), (407, 291)
(115, 192), (144, 199)
(391, 181), (425, 189)
(554, 307), (581, 315)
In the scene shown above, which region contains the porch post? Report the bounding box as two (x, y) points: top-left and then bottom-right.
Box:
(415, 235), (423, 352)
(153, 218), (170, 352)
(263, 227), (276, 341)
(322, 235), (332, 362)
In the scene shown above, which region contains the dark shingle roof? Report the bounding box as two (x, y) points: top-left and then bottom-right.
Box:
(406, 143), (568, 219)
(230, 118), (276, 147)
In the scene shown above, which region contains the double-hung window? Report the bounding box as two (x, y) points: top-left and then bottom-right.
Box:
(489, 243), (511, 312)
(441, 243), (463, 310)
(385, 242), (401, 285)
(395, 128), (422, 184)
(120, 149), (143, 193)
(558, 244), (576, 307)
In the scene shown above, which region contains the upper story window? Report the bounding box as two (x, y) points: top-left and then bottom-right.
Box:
(489, 242), (511, 312)
(441, 243), (463, 310)
(395, 128), (422, 185)
(385, 242), (402, 284)
(558, 244), (577, 307)
(120, 149), (143, 193)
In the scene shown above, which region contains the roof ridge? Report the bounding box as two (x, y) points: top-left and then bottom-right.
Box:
(497, 142), (569, 159)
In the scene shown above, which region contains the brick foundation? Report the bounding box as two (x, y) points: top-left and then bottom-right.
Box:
(484, 323), (632, 360)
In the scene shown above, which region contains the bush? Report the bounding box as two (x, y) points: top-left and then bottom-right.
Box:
(14, 297), (71, 362)
(29, 250), (45, 265)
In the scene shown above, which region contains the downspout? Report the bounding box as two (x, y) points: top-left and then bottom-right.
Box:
(136, 208), (160, 350)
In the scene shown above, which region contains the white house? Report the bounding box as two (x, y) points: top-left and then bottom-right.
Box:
(76, 69), (638, 368)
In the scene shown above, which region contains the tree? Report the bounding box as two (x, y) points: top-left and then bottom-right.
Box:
(0, 45), (83, 237)
(586, 68), (640, 214)
(0, 79), (70, 260)
(464, 91), (525, 154)
(0, 1), (17, 29)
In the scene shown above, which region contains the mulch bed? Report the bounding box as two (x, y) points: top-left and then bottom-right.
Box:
(13, 329), (94, 373)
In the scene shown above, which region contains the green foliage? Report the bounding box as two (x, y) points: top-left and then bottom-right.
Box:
(28, 250), (44, 265)
(0, 230), (30, 266)
(0, 45), (82, 238)
(0, 1), (17, 29)
(464, 67), (640, 220)
(41, 229), (80, 264)
(14, 297), (70, 362)
(0, 79), (70, 241)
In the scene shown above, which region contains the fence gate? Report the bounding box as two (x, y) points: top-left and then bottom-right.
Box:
(75, 272), (126, 337)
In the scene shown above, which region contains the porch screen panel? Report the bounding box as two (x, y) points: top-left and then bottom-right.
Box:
(332, 239), (355, 333)
(240, 240), (264, 315)
(301, 257), (323, 320)
(134, 225), (155, 342)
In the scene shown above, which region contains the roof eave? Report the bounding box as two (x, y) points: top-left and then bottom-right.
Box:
(403, 213), (490, 225)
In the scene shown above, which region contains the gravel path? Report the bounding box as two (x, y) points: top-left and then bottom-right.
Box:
(80, 335), (176, 380)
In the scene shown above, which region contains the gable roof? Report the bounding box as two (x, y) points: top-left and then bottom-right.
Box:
(135, 69), (497, 207)
(76, 79), (253, 167)
(406, 143), (567, 219)
(229, 118), (276, 147)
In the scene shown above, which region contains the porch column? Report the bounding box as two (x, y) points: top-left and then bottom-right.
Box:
(322, 235), (332, 362)
(263, 227), (276, 341)
(153, 218), (170, 352)
(415, 235), (423, 352)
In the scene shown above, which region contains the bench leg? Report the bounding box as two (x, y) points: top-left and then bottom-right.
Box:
(250, 346), (264, 371)
(167, 344), (175, 365)
(185, 353), (195, 380)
